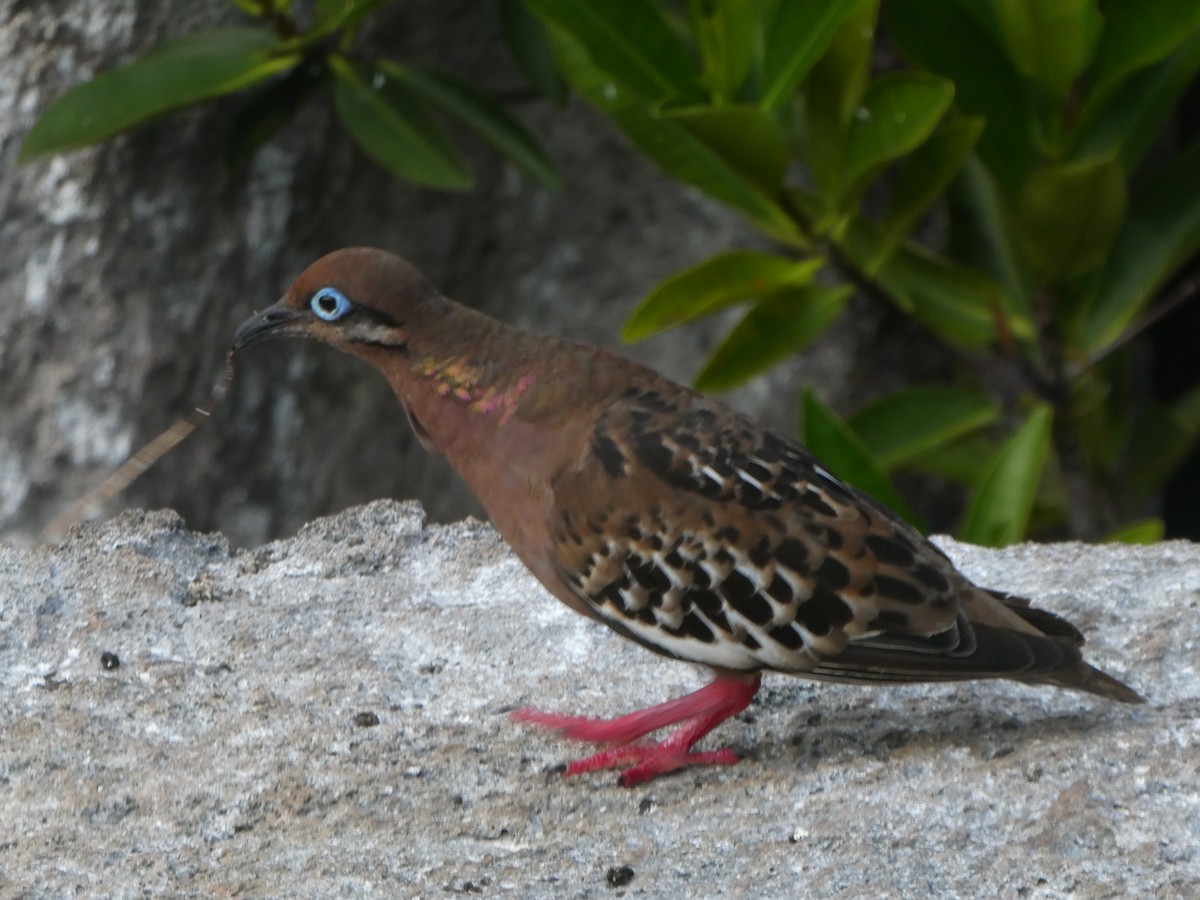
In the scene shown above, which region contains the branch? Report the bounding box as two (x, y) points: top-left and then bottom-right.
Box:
(1088, 268), (1200, 365)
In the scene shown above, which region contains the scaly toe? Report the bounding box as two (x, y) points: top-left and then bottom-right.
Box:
(617, 747), (741, 787)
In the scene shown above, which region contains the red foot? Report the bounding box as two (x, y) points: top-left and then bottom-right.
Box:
(512, 674), (761, 786)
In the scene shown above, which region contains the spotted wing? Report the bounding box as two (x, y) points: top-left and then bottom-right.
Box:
(549, 383), (1078, 683)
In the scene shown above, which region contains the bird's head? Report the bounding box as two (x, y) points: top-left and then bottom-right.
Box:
(232, 247), (441, 354)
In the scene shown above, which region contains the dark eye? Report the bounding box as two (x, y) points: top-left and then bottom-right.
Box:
(311, 287), (352, 321)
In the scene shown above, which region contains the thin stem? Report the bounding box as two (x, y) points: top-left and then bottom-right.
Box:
(257, 0), (301, 40)
(1088, 268), (1200, 365)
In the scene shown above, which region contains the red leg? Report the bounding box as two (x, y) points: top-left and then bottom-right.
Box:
(512, 673), (761, 786)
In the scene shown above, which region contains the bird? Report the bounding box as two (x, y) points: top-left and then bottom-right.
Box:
(232, 247), (1144, 787)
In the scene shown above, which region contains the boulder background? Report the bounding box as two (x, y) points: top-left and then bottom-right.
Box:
(3, 0), (951, 548)
(1, 503), (1196, 896)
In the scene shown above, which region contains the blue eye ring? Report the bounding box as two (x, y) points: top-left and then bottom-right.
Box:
(311, 287), (352, 322)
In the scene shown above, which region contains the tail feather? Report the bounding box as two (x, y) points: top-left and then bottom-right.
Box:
(989, 590), (1085, 646)
(814, 623), (1073, 684)
(1039, 661), (1146, 704)
(817, 604), (1146, 704)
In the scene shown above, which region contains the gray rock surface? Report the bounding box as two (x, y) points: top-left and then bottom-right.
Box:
(1, 502), (1196, 897)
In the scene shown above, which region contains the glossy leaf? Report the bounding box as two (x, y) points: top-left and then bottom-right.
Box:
(885, 0), (1034, 193)
(944, 157), (1033, 327)
(911, 434), (997, 486)
(991, 0), (1101, 99)
(20, 28), (294, 160)
(760, 0), (871, 112)
(1103, 518), (1165, 545)
(526, 0), (702, 103)
(848, 386), (999, 471)
(623, 251), (822, 341)
(546, 28), (792, 232)
(801, 390), (921, 527)
(1082, 141), (1200, 354)
(887, 249), (1013, 346)
(664, 105), (789, 194)
(1077, 34), (1200, 172)
(379, 61), (560, 188)
(695, 285), (851, 391)
(330, 57), (471, 190)
(838, 73), (954, 203)
(314, 0), (391, 29)
(844, 216), (1026, 348)
(1083, 0), (1200, 117)
(960, 405), (1053, 546)
(801, 0), (879, 195)
(876, 116), (985, 263)
(497, 0), (569, 103)
(1015, 155), (1126, 283)
(689, 0), (758, 101)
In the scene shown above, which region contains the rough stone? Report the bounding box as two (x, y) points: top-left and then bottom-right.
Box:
(1, 502), (1195, 897)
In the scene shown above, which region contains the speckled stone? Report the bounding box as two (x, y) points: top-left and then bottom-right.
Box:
(1, 501), (1196, 897)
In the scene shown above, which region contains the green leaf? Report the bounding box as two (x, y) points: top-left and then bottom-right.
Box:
(1014, 155), (1127, 283)
(848, 386), (999, 471)
(883, 246), (1011, 347)
(139, 26), (280, 60)
(546, 27), (793, 233)
(876, 116), (985, 263)
(911, 433), (998, 486)
(1103, 518), (1164, 545)
(1081, 140), (1200, 354)
(844, 216), (1025, 347)
(760, 0), (871, 112)
(663, 104), (789, 194)
(1077, 34), (1200, 172)
(838, 73), (955, 204)
(1083, 0), (1200, 117)
(623, 251), (822, 341)
(19, 27), (295, 161)
(688, 0), (759, 101)
(378, 61), (561, 188)
(694, 284), (851, 391)
(801, 390), (922, 527)
(314, 0), (391, 29)
(525, 0), (702, 103)
(991, 0), (1101, 99)
(885, 0), (1035, 193)
(959, 404), (1053, 546)
(835, 72), (955, 206)
(798, 0), (878, 195)
(944, 156), (1033, 328)
(497, 0), (569, 103)
(330, 57), (472, 190)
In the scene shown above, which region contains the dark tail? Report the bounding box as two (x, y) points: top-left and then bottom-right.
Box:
(1038, 660), (1146, 704)
(993, 592), (1146, 703)
(811, 605), (1147, 704)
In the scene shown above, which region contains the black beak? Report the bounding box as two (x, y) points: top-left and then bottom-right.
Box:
(231, 303), (307, 351)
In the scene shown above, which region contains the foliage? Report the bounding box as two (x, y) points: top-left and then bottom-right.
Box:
(19, 0), (560, 190)
(519, 0), (1200, 544)
(19, 0), (1200, 545)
